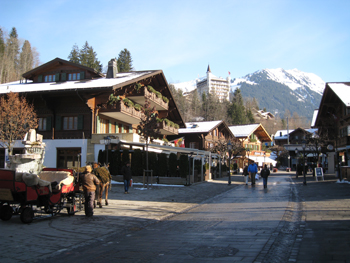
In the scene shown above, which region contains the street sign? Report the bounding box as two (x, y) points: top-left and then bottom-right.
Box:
(315, 167), (324, 181)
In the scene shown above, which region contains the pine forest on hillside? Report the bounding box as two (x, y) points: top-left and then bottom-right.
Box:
(0, 27), (40, 84)
(170, 84), (310, 135)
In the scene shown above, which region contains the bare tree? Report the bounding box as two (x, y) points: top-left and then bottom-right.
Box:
(137, 98), (160, 171)
(0, 92), (38, 155)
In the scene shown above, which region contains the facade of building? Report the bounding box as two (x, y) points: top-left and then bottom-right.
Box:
(196, 65), (230, 102)
(0, 58), (186, 169)
(229, 124), (275, 169)
(314, 82), (350, 173)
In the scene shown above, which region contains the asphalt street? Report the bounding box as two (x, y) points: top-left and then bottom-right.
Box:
(1, 171), (350, 263)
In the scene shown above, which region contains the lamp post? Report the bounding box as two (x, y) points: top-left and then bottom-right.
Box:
(302, 141), (307, 185)
(227, 141), (232, 185)
(247, 148), (250, 164)
(295, 148), (299, 178)
(264, 152), (266, 166)
(104, 136), (111, 165)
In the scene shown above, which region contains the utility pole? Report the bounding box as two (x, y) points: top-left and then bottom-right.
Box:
(287, 117), (291, 169)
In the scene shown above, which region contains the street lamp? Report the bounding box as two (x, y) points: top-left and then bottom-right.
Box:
(264, 152), (266, 166)
(227, 141), (232, 185)
(302, 141), (307, 185)
(104, 136), (111, 165)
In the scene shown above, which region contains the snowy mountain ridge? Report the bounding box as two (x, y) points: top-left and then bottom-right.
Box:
(232, 68), (325, 95)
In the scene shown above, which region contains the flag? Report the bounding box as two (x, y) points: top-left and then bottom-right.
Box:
(228, 71), (231, 75)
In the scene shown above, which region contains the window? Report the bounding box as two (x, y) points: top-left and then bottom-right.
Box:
(38, 118), (46, 131)
(44, 74), (55, 82)
(63, 117), (78, 130)
(57, 148), (81, 169)
(68, 73), (80, 81)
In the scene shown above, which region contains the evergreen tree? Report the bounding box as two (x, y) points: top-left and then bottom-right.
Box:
(19, 40), (33, 77)
(117, 48), (133, 72)
(227, 88), (247, 124)
(68, 44), (80, 64)
(67, 41), (102, 72)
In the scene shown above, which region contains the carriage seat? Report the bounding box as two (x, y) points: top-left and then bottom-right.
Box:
(38, 171), (74, 191)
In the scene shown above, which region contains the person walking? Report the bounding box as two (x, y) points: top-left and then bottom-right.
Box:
(261, 164), (271, 189)
(242, 165), (249, 185)
(248, 161), (258, 186)
(80, 165), (100, 217)
(121, 161), (132, 194)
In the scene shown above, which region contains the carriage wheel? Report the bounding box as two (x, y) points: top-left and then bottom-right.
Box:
(20, 207), (34, 224)
(0, 205), (13, 221)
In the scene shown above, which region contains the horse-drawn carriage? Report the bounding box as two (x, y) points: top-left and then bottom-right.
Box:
(0, 168), (83, 223)
(0, 129), (85, 223)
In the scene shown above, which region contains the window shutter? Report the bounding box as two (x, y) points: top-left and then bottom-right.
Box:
(61, 73), (66, 81)
(108, 121), (112, 133)
(55, 116), (61, 131)
(115, 122), (119, 133)
(46, 117), (52, 131)
(38, 75), (43, 83)
(80, 71), (85, 80)
(129, 125), (132, 133)
(78, 115), (84, 130)
(96, 116), (100, 133)
(121, 124), (124, 133)
(55, 73), (60, 82)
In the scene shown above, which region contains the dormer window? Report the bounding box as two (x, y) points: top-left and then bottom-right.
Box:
(44, 74), (56, 82)
(68, 73), (80, 81)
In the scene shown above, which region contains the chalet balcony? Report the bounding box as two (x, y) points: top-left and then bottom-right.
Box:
(126, 86), (169, 111)
(98, 100), (142, 124)
(156, 120), (179, 135)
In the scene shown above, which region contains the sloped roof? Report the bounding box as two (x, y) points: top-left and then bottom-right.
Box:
(328, 83), (350, 106)
(311, 109), (318, 128)
(0, 71), (156, 94)
(274, 130), (292, 140)
(179, 120), (223, 134)
(229, 123), (272, 142)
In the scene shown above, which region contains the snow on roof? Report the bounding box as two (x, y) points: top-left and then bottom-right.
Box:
(328, 83), (350, 106)
(311, 109), (318, 127)
(179, 120), (222, 133)
(273, 130), (292, 140)
(0, 71), (154, 94)
(229, 124), (260, 137)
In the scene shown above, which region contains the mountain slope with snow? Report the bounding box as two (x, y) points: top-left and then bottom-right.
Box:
(232, 68), (325, 119)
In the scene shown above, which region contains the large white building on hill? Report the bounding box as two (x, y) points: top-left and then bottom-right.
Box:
(196, 65), (231, 102)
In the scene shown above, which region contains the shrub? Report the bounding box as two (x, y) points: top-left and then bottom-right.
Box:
(134, 104), (142, 111)
(123, 98), (134, 107)
(162, 96), (169, 103)
(121, 149), (130, 165)
(155, 91), (162, 99)
(158, 153), (168, 176)
(131, 149), (143, 176)
(148, 152), (157, 175)
(109, 150), (120, 175)
(135, 83), (142, 93)
(168, 153), (178, 177)
(147, 85), (156, 93)
(179, 154), (189, 178)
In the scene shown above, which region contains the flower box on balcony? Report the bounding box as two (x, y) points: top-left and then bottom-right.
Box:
(156, 120), (179, 135)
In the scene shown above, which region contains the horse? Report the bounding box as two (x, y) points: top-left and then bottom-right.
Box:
(92, 163), (112, 208)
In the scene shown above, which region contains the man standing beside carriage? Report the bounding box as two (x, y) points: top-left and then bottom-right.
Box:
(79, 165), (100, 217)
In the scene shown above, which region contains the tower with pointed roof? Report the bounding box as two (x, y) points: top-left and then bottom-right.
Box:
(196, 65), (230, 102)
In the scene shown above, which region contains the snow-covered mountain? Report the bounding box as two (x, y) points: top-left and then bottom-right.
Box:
(171, 68), (325, 119)
(232, 68), (325, 96)
(232, 68), (325, 118)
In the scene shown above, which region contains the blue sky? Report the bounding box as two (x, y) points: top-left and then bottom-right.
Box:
(1, 0), (349, 84)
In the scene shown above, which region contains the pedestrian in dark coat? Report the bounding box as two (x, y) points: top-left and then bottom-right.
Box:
(121, 162), (132, 194)
(261, 164), (271, 189)
(80, 165), (100, 216)
(242, 165), (249, 185)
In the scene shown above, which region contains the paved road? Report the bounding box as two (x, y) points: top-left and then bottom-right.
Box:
(2, 171), (350, 262)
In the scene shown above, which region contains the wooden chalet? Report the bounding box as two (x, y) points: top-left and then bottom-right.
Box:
(0, 58), (185, 169)
(229, 123), (274, 169)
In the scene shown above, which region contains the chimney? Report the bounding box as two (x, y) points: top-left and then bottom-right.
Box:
(106, 58), (118, 78)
